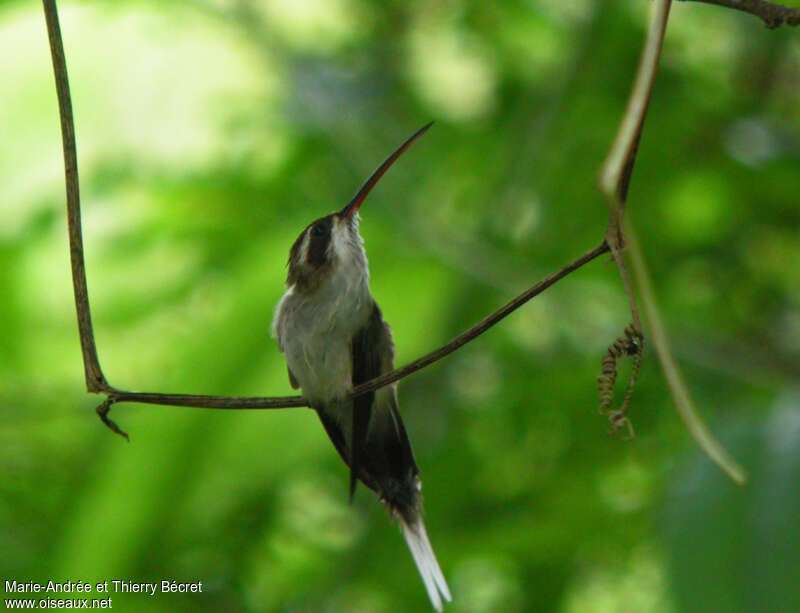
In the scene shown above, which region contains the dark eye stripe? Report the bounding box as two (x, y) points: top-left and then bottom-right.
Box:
(307, 217), (332, 267)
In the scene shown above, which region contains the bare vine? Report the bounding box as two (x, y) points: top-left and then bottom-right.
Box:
(597, 0), (747, 484)
(43, 0), (760, 485)
(43, 0), (107, 393)
(42, 0), (610, 440)
(682, 0), (800, 28)
(598, 324), (644, 440)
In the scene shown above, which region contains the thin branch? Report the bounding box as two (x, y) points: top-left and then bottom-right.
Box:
(96, 398), (130, 442)
(98, 241), (610, 413)
(351, 242), (610, 397)
(90, 243), (609, 439)
(43, 0), (611, 438)
(598, 0), (746, 484)
(590, 0), (673, 436)
(107, 390), (307, 409)
(599, 0), (673, 336)
(625, 223), (748, 485)
(600, 0), (672, 207)
(41, 0), (760, 484)
(681, 0), (800, 28)
(43, 0), (108, 393)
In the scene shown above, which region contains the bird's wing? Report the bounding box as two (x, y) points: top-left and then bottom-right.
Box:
(349, 300), (385, 500)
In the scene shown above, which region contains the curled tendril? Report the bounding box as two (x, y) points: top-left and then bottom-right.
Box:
(597, 323), (644, 439)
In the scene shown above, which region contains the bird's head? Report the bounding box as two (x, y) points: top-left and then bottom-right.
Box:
(286, 122), (432, 293)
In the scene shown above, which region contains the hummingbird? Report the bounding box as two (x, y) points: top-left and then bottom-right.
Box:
(271, 123), (451, 610)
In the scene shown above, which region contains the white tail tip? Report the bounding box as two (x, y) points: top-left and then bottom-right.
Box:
(400, 517), (452, 611)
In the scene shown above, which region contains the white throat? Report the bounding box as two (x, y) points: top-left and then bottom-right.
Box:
(271, 216), (373, 404)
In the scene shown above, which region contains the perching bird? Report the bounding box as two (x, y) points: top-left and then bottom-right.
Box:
(271, 123), (451, 610)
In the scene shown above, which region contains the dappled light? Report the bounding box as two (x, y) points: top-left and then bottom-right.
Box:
(2, 0), (800, 611)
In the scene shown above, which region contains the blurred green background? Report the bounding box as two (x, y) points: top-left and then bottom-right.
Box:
(2, 0), (800, 611)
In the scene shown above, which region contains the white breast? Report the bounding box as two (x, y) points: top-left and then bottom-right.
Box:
(272, 232), (372, 406)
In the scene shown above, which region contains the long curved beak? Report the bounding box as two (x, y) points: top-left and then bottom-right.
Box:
(339, 121), (433, 218)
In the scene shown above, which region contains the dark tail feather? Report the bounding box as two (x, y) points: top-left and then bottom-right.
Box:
(348, 413), (358, 501)
(350, 394), (371, 501)
(348, 470), (357, 501)
(315, 407), (373, 501)
(317, 406), (450, 609)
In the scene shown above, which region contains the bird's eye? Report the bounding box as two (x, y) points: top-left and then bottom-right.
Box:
(311, 224), (326, 237)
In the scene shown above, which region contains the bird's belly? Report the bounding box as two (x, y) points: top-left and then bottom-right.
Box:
(285, 333), (352, 406)
(275, 272), (371, 407)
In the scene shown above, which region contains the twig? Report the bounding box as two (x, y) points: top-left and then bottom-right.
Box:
(598, 0), (746, 484)
(40, 0), (761, 484)
(43, 0), (108, 392)
(96, 398), (129, 442)
(42, 0), (611, 439)
(625, 223), (748, 484)
(598, 324), (644, 439)
(600, 0), (672, 208)
(95, 243), (609, 418)
(106, 391), (307, 409)
(89, 244), (609, 438)
(680, 0), (800, 28)
(352, 243), (610, 396)
(599, 0), (673, 335)
(591, 0), (673, 435)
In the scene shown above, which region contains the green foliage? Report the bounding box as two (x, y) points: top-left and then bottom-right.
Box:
(1, 1), (799, 611)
